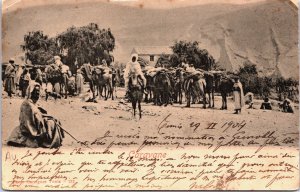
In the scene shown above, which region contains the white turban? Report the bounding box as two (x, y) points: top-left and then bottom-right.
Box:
(26, 81), (41, 100)
(54, 56), (61, 61)
(131, 53), (138, 61)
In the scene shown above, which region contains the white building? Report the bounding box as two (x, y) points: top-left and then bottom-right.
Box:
(131, 46), (172, 67)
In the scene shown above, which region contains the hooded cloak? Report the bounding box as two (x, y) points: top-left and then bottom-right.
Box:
(7, 83), (64, 148)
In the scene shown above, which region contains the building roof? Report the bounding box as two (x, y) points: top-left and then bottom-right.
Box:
(131, 46), (173, 55)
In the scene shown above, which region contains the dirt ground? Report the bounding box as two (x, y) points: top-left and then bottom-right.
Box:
(2, 87), (299, 190)
(2, 87), (299, 150)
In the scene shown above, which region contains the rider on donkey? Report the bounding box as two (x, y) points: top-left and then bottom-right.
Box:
(124, 53), (147, 95)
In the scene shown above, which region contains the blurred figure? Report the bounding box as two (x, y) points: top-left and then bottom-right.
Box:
(244, 92), (254, 109)
(19, 68), (31, 98)
(260, 97), (272, 110)
(4, 58), (17, 97)
(76, 69), (84, 95)
(15, 63), (25, 96)
(282, 97), (294, 113)
(232, 76), (245, 114)
(54, 55), (63, 68)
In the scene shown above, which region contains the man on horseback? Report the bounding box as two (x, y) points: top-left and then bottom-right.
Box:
(124, 53), (147, 92)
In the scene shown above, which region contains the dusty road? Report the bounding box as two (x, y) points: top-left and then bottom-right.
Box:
(2, 88), (299, 190)
(2, 89), (299, 150)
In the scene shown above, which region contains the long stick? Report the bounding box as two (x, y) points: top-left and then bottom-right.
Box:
(57, 124), (93, 150)
(43, 115), (93, 150)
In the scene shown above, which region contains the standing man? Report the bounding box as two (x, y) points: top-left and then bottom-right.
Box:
(54, 55), (63, 67)
(75, 69), (84, 95)
(19, 68), (31, 98)
(232, 76), (245, 114)
(4, 58), (17, 97)
(101, 59), (110, 74)
(124, 53), (146, 92)
(59, 60), (70, 99)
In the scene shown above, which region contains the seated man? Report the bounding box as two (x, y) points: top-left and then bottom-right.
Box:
(282, 98), (294, 113)
(7, 82), (64, 148)
(260, 97), (272, 110)
(244, 92), (254, 109)
(67, 75), (76, 96)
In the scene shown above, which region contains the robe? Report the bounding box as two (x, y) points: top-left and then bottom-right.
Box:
(7, 99), (64, 148)
(4, 64), (16, 95)
(124, 54), (146, 89)
(233, 81), (245, 110)
(76, 73), (84, 94)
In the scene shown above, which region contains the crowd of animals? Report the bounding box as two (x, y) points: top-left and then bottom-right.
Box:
(7, 62), (234, 107)
(9, 63), (118, 101)
(142, 66), (233, 109)
(3, 62), (298, 119)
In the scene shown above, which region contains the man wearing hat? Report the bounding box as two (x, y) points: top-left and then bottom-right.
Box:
(4, 58), (17, 97)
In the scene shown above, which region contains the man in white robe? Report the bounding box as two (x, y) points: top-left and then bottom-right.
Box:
(124, 53), (146, 91)
(232, 77), (245, 114)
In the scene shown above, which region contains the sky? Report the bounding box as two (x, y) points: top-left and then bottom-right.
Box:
(2, 0), (298, 12)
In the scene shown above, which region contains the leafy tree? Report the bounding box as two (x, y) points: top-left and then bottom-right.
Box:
(56, 23), (115, 69)
(156, 54), (171, 68)
(20, 31), (59, 65)
(170, 40), (215, 70)
(238, 62), (259, 94)
(238, 62), (272, 97)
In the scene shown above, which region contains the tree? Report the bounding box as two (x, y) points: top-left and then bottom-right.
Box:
(238, 62), (272, 97)
(21, 31), (59, 65)
(156, 54), (171, 68)
(170, 40), (215, 70)
(56, 23), (115, 69)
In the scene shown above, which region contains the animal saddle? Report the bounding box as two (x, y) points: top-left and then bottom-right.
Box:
(129, 73), (143, 89)
(81, 64), (93, 81)
(47, 65), (61, 79)
(187, 72), (203, 82)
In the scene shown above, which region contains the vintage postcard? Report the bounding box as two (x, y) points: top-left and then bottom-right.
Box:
(1, 0), (299, 190)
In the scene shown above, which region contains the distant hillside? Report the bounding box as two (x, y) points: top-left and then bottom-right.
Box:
(2, 0), (298, 79)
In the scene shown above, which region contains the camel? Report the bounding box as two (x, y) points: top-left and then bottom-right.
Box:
(80, 63), (97, 102)
(215, 73), (234, 110)
(94, 66), (114, 100)
(204, 71), (215, 108)
(174, 68), (185, 104)
(144, 73), (155, 103)
(44, 64), (64, 100)
(183, 74), (207, 108)
(153, 70), (172, 106)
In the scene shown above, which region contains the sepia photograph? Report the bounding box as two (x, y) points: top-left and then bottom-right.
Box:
(1, 0), (299, 190)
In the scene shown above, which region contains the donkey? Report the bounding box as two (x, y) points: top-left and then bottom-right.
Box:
(128, 72), (144, 119)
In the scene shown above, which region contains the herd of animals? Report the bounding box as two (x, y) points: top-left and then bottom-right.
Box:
(11, 62), (236, 109)
(3, 62), (296, 119)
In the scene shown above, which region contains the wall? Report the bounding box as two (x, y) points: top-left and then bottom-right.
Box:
(139, 54), (161, 67)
